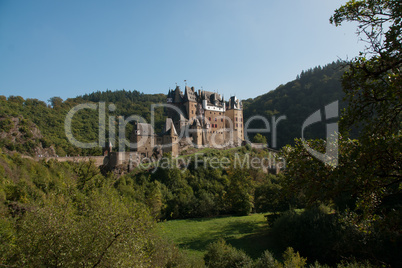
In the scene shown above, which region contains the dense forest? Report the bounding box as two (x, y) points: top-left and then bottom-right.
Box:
(243, 60), (347, 148)
(0, 90), (166, 157)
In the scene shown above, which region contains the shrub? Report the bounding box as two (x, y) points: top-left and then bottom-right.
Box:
(0, 118), (13, 133)
(282, 247), (307, 268)
(254, 250), (279, 268)
(252, 133), (267, 144)
(204, 239), (253, 268)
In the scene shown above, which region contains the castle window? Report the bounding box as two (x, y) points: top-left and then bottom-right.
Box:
(208, 117), (211, 121)
(214, 118), (217, 121)
(236, 123), (238, 127)
(235, 117), (238, 121)
(221, 119), (223, 122)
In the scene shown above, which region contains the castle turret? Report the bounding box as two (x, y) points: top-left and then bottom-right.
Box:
(190, 118), (203, 148)
(183, 86), (197, 120)
(173, 86), (183, 103)
(162, 118), (179, 156)
(225, 96), (244, 145)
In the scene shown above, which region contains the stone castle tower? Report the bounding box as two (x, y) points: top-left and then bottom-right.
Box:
(131, 85), (244, 157)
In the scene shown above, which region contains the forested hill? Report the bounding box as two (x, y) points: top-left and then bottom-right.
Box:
(0, 61), (347, 156)
(0, 90), (166, 157)
(243, 61), (347, 148)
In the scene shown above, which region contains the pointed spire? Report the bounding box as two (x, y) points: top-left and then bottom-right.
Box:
(170, 123), (178, 137)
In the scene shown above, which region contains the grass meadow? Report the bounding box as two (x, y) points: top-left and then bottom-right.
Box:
(159, 213), (280, 262)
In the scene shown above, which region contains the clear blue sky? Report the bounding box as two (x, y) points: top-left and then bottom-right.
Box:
(0, 0), (364, 103)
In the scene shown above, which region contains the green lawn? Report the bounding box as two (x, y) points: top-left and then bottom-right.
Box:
(158, 214), (279, 261)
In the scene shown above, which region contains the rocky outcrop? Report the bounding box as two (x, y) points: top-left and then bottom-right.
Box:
(0, 116), (56, 157)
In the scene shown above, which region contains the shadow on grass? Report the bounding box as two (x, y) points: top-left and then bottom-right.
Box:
(178, 217), (280, 259)
(226, 231), (279, 259)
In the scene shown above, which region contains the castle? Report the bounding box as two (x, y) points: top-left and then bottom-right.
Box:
(131, 85), (244, 157)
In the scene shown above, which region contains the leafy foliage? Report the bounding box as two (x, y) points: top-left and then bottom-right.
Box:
(118, 148), (290, 220)
(204, 239), (253, 268)
(204, 239), (308, 268)
(278, 1), (401, 266)
(252, 133), (267, 144)
(331, 0), (402, 219)
(0, 152), (186, 267)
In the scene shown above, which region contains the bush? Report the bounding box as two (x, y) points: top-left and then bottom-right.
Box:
(204, 239), (253, 268)
(252, 133), (267, 144)
(254, 250), (279, 268)
(40, 138), (52, 148)
(0, 118), (13, 133)
(282, 247), (307, 268)
(203, 238), (375, 268)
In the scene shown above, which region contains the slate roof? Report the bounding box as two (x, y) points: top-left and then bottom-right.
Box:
(228, 96), (242, 110)
(136, 123), (155, 136)
(162, 118), (178, 136)
(164, 118), (174, 133)
(201, 90), (224, 107)
(173, 86), (184, 103)
(184, 86), (197, 102)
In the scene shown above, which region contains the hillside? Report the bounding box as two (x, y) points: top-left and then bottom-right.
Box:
(0, 62), (347, 156)
(0, 91), (166, 157)
(243, 61), (346, 148)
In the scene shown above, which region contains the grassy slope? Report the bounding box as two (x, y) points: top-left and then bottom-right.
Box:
(159, 214), (279, 261)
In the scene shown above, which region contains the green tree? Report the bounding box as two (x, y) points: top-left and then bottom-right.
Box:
(48, 96), (63, 109)
(204, 239), (253, 268)
(252, 133), (267, 144)
(282, 0), (401, 225)
(279, 1), (401, 265)
(226, 168), (254, 215)
(330, 0), (401, 221)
